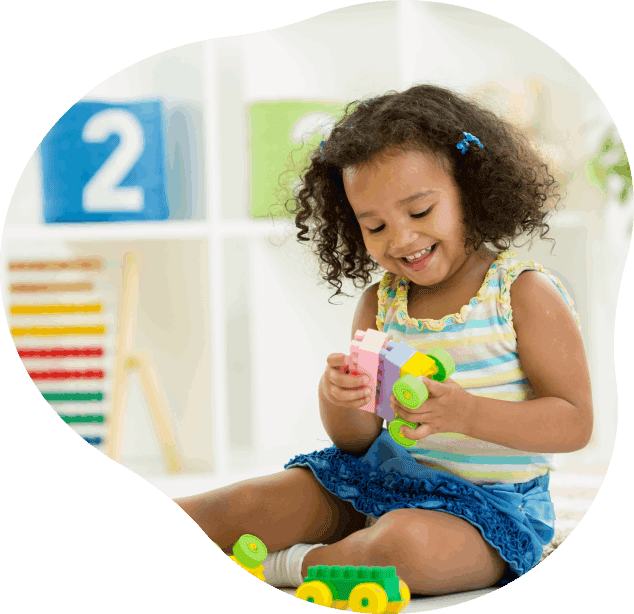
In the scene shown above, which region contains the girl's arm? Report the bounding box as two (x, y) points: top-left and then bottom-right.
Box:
(318, 283), (384, 454)
(398, 271), (594, 453)
(464, 270), (593, 452)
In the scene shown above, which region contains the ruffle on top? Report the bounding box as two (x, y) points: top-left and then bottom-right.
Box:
(286, 431), (556, 582)
(376, 250), (581, 333)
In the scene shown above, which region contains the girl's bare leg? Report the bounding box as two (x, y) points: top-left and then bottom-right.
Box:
(302, 508), (508, 595)
(174, 467), (367, 553)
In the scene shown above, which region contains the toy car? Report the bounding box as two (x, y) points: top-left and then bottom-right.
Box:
(345, 329), (455, 447)
(296, 565), (410, 612)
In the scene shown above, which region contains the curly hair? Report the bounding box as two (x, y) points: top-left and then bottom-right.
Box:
(285, 84), (562, 298)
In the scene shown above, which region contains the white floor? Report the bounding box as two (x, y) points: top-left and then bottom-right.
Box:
(142, 463), (604, 612)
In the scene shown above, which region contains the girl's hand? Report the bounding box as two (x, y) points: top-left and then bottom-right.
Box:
(391, 376), (477, 440)
(320, 353), (374, 410)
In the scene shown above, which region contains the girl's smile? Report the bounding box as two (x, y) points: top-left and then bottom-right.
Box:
(343, 149), (473, 290)
(400, 242), (438, 271)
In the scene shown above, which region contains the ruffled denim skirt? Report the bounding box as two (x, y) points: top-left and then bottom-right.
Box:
(285, 430), (555, 585)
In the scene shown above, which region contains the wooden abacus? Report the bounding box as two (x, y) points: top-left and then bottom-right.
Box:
(8, 252), (184, 473)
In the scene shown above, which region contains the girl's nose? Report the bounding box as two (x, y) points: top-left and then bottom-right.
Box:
(391, 227), (420, 251)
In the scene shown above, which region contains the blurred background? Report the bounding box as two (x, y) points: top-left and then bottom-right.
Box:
(1, 0), (630, 493)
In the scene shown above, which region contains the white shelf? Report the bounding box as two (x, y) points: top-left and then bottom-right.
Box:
(2, 220), (208, 242)
(212, 219), (292, 239)
(1, 210), (589, 244)
(2, 218), (290, 243)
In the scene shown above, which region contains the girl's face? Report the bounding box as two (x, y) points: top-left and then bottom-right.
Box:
(343, 148), (468, 288)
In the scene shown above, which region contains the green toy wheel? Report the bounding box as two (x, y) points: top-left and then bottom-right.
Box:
(426, 348), (455, 382)
(388, 417), (418, 447)
(233, 534), (268, 568)
(393, 374), (428, 409)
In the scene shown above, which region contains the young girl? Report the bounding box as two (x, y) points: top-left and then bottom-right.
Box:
(175, 84), (593, 595)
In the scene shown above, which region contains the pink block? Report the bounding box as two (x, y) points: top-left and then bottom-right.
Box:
(348, 329), (388, 413)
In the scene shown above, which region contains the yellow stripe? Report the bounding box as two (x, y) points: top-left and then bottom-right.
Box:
(401, 331), (516, 352)
(415, 441), (536, 456)
(11, 325), (106, 337)
(10, 303), (102, 315)
(418, 460), (549, 481)
(470, 391), (528, 401)
(455, 367), (525, 389)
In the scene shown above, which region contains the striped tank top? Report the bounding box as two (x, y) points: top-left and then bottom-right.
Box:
(376, 250), (581, 485)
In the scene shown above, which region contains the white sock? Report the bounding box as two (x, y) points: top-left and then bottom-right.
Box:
(262, 543), (325, 587)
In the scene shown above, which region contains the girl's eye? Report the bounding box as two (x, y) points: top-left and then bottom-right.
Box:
(365, 206), (432, 233)
(411, 207), (432, 219)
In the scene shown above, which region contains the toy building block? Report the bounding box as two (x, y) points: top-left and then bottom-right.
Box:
(346, 329), (389, 413)
(343, 329), (456, 448)
(296, 565), (410, 613)
(214, 534), (268, 581)
(384, 346), (455, 447)
(376, 341), (419, 422)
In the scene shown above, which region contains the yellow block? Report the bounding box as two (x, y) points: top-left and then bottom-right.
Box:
(400, 352), (438, 378)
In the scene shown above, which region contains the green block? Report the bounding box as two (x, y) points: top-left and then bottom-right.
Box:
(305, 565), (401, 602)
(232, 534), (268, 567)
(426, 347), (456, 382)
(248, 101), (345, 218)
(393, 374), (428, 408)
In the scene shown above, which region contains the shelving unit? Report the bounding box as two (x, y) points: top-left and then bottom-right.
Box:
(1, 1), (622, 480)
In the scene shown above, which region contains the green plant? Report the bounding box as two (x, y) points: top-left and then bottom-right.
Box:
(585, 129), (632, 203)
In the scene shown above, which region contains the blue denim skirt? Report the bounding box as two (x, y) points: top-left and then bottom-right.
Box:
(285, 430), (556, 585)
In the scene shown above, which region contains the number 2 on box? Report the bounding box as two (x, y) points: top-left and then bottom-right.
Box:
(82, 109), (145, 212)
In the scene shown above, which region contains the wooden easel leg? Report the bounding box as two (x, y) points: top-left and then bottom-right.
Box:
(107, 253), (140, 463)
(133, 351), (184, 473)
(106, 360), (129, 463)
(107, 251), (185, 473)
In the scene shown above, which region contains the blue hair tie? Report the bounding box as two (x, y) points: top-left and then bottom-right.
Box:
(457, 132), (483, 154)
(319, 140), (326, 160)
